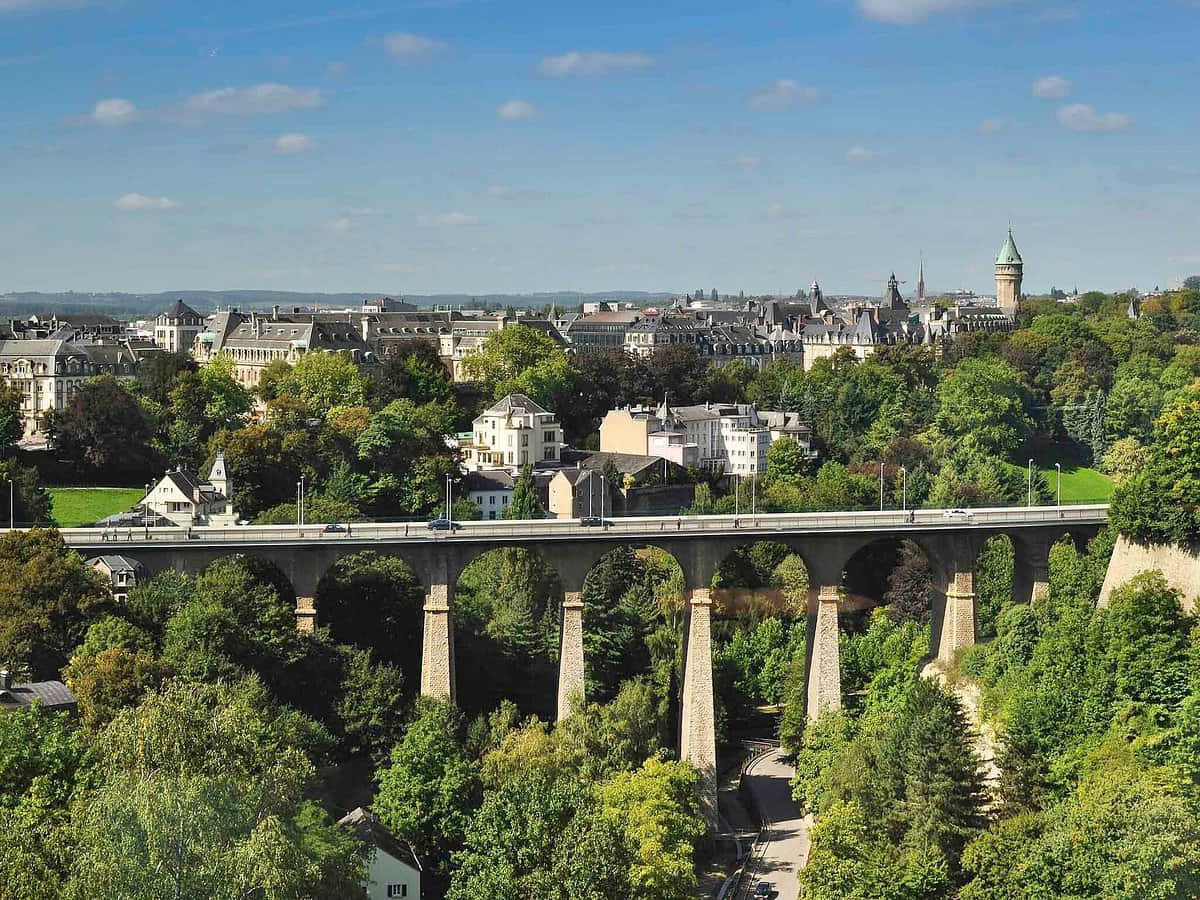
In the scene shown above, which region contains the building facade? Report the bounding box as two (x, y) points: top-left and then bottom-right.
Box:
(459, 394), (563, 471)
(153, 299), (204, 353)
(139, 452), (236, 526)
(995, 228), (1024, 312)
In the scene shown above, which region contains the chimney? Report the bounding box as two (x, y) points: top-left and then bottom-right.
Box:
(272, 305), (280, 321)
(0, 669), (10, 690)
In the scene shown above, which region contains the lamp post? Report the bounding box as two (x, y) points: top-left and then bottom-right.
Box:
(299, 475), (305, 527)
(1055, 462), (1062, 508)
(599, 473), (606, 519)
(1027, 459), (1034, 507)
(295, 481), (302, 531)
(7, 479), (12, 529)
(900, 466), (907, 512)
(734, 474), (740, 518)
(446, 474), (453, 523)
(879, 462), (885, 511)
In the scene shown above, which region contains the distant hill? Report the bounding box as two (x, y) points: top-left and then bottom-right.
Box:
(0, 290), (680, 318)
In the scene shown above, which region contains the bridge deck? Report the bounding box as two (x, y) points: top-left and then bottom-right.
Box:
(49, 504), (1108, 550)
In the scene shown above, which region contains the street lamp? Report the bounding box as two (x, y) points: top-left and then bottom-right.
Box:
(295, 481), (302, 530)
(1027, 459), (1034, 507)
(599, 473), (606, 519)
(879, 462), (885, 511)
(1055, 462), (1062, 507)
(900, 466), (907, 512)
(7, 479), (12, 530)
(445, 474), (453, 523)
(299, 475), (305, 527)
(734, 473), (740, 518)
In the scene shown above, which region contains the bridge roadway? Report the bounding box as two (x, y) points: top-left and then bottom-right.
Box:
(54, 504), (1109, 826)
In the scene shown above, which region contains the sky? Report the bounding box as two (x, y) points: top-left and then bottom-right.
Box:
(1, 0), (1197, 296)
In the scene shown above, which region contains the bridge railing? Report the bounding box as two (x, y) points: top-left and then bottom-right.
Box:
(48, 504), (1109, 545)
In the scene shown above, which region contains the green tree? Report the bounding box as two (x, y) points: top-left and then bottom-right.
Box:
(134, 351), (196, 405)
(373, 699), (481, 872)
(767, 437), (809, 480)
(0, 529), (108, 679)
(0, 384), (24, 449)
(44, 375), (158, 478)
(935, 358), (1034, 458)
(504, 464), (546, 519)
(273, 351), (369, 417)
(0, 458), (51, 526)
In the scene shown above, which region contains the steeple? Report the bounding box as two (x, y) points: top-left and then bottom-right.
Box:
(917, 253), (926, 304)
(996, 228), (1023, 265)
(885, 272), (907, 310)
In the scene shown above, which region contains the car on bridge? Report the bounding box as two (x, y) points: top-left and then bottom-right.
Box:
(321, 523), (348, 534)
(753, 881), (773, 898)
(942, 509), (974, 521)
(426, 518), (462, 531)
(579, 516), (609, 527)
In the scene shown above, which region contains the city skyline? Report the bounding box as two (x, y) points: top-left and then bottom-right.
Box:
(2, 0), (1196, 295)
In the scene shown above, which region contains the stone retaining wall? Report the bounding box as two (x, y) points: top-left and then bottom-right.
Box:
(1099, 534), (1200, 612)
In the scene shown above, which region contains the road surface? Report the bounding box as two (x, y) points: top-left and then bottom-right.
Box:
(738, 748), (811, 900)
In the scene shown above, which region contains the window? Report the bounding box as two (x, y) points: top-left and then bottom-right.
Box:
(543, 430), (555, 442)
(386, 886), (408, 898)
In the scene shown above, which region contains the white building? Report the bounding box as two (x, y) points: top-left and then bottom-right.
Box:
(459, 394), (563, 471)
(153, 299), (204, 354)
(139, 452), (237, 526)
(337, 808), (421, 900)
(600, 401), (814, 476)
(464, 469), (515, 519)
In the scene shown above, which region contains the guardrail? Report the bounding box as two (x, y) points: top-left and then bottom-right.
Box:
(28, 504), (1109, 547)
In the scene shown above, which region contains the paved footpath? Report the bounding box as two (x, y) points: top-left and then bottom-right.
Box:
(737, 749), (812, 900)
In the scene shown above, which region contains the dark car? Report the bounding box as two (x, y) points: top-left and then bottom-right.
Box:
(426, 518), (462, 531)
(753, 883), (772, 899)
(322, 523), (347, 533)
(579, 516), (606, 527)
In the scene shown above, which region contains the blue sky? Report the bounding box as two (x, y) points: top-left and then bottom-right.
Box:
(1, 0), (1197, 295)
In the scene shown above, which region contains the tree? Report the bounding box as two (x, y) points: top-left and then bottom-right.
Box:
(597, 758), (704, 900)
(62, 617), (166, 732)
(1100, 436), (1148, 483)
(44, 375), (157, 478)
(373, 343), (453, 406)
(66, 678), (360, 899)
(935, 358), (1034, 458)
(0, 529), (108, 679)
(883, 542), (934, 626)
(767, 437), (809, 480)
(0, 384), (23, 449)
(0, 458), (51, 526)
(373, 699), (480, 872)
(134, 351), (195, 405)
(273, 351), (369, 417)
(462, 325), (564, 388)
(504, 465), (546, 520)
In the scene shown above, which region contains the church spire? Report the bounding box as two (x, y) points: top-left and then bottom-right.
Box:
(917, 252), (926, 304)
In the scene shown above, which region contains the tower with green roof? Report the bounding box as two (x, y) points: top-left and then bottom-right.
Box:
(995, 228), (1023, 312)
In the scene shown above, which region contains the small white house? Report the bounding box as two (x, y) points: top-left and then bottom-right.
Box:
(139, 452), (237, 527)
(337, 807), (422, 900)
(86, 554), (143, 603)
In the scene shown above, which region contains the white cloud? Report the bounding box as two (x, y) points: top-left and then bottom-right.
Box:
(733, 154), (763, 169)
(1057, 103), (1132, 132)
(326, 217), (351, 233)
(1032, 75), (1071, 98)
(539, 51), (653, 77)
(746, 79), (820, 112)
(90, 97), (136, 126)
(977, 117), (1006, 135)
(182, 83), (321, 117)
(274, 132), (314, 154)
(846, 145), (875, 161)
(857, 0), (1017, 23)
(114, 192), (177, 212)
(383, 32), (447, 62)
(496, 99), (536, 120)
(419, 212), (479, 226)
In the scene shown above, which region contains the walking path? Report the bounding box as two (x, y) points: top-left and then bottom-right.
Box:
(735, 748), (811, 900)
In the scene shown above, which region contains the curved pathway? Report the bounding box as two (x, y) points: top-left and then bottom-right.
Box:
(736, 748), (811, 900)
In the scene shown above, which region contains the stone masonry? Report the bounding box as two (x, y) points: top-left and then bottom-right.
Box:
(680, 587), (717, 824)
(420, 582), (455, 700)
(807, 584), (842, 719)
(557, 592), (586, 721)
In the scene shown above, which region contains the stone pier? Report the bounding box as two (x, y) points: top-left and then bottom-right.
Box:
(557, 592), (585, 721)
(1014, 540), (1051, 606)
(939, 568), (978, 665)
(420, 582), (455, 701)
(680, 587), (717, 826)
(295, 596), (317, 633)
(807, 584), (841, 720)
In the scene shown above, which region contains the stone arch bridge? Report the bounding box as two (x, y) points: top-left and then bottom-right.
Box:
(59, 505), (1107, 821)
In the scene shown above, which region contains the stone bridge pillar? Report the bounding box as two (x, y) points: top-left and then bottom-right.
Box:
(938, 549), (978, 665)
(1014, 538), (1051, 606)
(420, 581), (455, 701)
(807, 584), (842, 720)
(556, 592), (585, 721)
(295, 596), (317, 633)
(680, 587), (717, 826)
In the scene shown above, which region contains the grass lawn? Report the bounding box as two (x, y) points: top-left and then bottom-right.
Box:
(1038, 464), (1113, 504)
(49, 487), (144, 527)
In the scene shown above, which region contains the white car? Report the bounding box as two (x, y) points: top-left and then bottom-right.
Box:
(942, 508), (973, 520)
